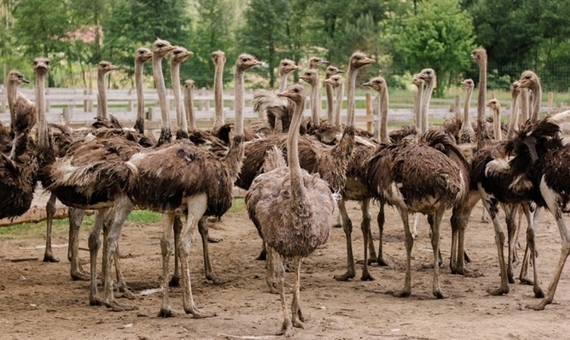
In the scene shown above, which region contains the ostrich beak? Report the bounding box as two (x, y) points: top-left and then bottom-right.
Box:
(363, 82), (371, 87)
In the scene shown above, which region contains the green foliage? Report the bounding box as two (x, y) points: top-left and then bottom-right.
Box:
(392, 0), (475, 97)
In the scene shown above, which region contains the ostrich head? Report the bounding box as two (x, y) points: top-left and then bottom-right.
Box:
(299, 69), (318, 86)
(235, 53), (262, 71)
(170, 46), (193, 65)
(7, 70), (29, 85)
(471, 48), (487, 66)
(363, 76), (386, 93)
(517, 70), (539, 90)
(33, 57), (50, 75)
(349, 51), (375, 70)
(309, 57), (328, 69)
(212, 50), (226, 66)
(418, 68), (436, 86)
(411, 73), (423, 88)
(486, 98), (500, 110)
(98, 60), (117, 75)
(325, 65), (344, 78)
(278, 84), (305, 104)
(278, 59), (300, 77)
(325, 74), (343, 88)
(152, 38), (176, 59)
(461, 79), (474, 90)
(511, 80), (521, 96)
(184, 79), (195, 90)
(136, 47), (152, 64)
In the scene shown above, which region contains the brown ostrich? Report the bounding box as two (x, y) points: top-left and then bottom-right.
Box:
(246, 84), (337, 336)
(126, 53), (261, 318)
(0, 69), (37, 221)
(325, 65), (344, 123)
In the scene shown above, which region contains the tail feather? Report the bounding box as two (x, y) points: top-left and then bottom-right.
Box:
(262, 146), (286, 172)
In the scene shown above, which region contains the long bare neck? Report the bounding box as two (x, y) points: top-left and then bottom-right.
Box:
(346, 67), (359, 128)
(493, 107), (502, 141)
(530, 82), (541, 124)
(134, 60), (145, 133)
(507, 92), (520, 139)
(333, 84), (343, 126)
(379, 86), (389, 144)
(233, 68), (245, 137)
(278, 72), (288, 92)
(184, 85), (196, 130)
(288, 97), (306, 200)
(153, 55), (171, 138)
(476, 59), (487, 147)
(310, 81), (320, 125)
(326, 81), (334, 122)
(520, 89), (529, 123)
(97, 71), (108, 119)
(461, 87), (473, 128)
(213, 60), (225, 129)
(420, 80), (434, 134)
(36, 72), (48, 149)
(413, 83), (424, 129)
(170, 61), (188, 135)
(6, 81), (19, 123)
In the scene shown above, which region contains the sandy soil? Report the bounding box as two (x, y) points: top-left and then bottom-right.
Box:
(1, 199), (569, 340)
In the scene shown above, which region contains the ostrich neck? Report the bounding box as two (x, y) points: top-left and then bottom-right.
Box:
(184, 86), (196, 130)
(135, 61), (145, 132)
(6, 82), (19, 122)
(170, 62), (188, 134)
(420, 80), (434, 134)
(152, 56), (171, 133)
(233, 69), (245, 136)
(520, 89), (530, 122)
(379, 86), (390, 144)
(493, 108), (502, 141)
(326, 82), (334, 122)
(413, 84), (424, 130)
(530, 82), (541, 124)
(97, 71), (108, 119)
(310, 82), (320, 125)
(476, 59), (488, 147)
(36, 72), (48, 149)
(278, 72), (288, 92)
(333, 84), (343, 127)
(346, 67), (359, 128)
(507, 92), (520, 139)
(461, 87), (473, 129)
(213, 60), (225, 129)
(288, 97), (306, 200)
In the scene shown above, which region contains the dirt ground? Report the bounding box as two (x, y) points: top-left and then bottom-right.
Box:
(1, 199), (570, 340)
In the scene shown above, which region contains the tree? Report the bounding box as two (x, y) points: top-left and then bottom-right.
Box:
(392, 0), (475, 96)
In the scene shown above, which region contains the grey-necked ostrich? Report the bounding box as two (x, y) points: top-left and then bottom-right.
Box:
(246, 84), (337, 336)
(184, 79), (196, 130)
(152, 39), (176, 145)
(486, 98), (503, 141)
(170, 46), (193, 139)
(0, 70), (37, 221)
(134, 47), (153, 134)
(211, 50), (227, 131)
(126, 53), (261, 318)
(458, 79), (476, 143)
(324, 74), (344, 127)
(325, 65), (344, 123)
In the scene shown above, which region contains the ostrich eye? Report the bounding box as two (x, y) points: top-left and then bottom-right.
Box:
(157, 43), (165, 48)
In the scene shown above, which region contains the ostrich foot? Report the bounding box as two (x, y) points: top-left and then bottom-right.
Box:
(71, 269), (90, 281)
(376, 257), (388, 267)
(534, 287), (545, 299)
(464, 252), (472, 264)
(332, 222), (342, 229)
(169, 275), (180, 287)
(508, 273), (515, 284)
(277, 319), (294, 336)
(89, 295), (103, 306)
(433, 290), (446, 299)
(256, 249), (267, 261)
(393, 289), (411, 298)
(116, 286), (137, 300)
(206, 274), (228, 285)
(454, 267), (480, 278)
(519, 277), (534, 285)
(487, 286), (509, 296)
(526, 300), (548, 311)
(105, 300), (138, 312)
(184, 305), (216, 319)
(360, 272), (375, 281)
(43, 253), (60, 263)
(333, 271), (355, 281)
(292, 319), (304, 329)
(207, 236), (223, 243)
(157, 307), (175, 318)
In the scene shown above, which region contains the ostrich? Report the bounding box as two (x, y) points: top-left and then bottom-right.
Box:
(134, 47), (153, 134)
(126, 53), (261, 318)
(411, 73), (424, 131)
(0, 70), (37, 221)
(300, 68), (324, 130)
(458, 79), (476, 143)
(170, 46), (193, 139)
(325, 65), (344, 123)
(324, 74), (344, 126)
(246, 84), (337, 336)
(184, 80), (196, 131)
(486, 98), (503, 141)
(211, 50), (227, 131)
(152, 39), (176, 145)
(278, 59), (300, 92)
(96, 61), (119, 120)
(308, 56), (328, 70)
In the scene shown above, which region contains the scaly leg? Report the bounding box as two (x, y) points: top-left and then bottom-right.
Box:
(431, 205), (446, 299)
(274, 248), (292, 336)
(43, 194), (60, 263)
(360, 198), (374, 281)
(522, 203), (544, 298)
(394, 207), (413, 298)
(88, 210), (105, 306)
(68, 207), (88, 281)
(198, 216), (224, 284)
(159, 213), (176, 317)
(169, 215), (182, 287)
(334, 199), (355, 281)
(376, 201), (388, 266)
(502, 203), (518, 284)
(291, 256), (305, 329)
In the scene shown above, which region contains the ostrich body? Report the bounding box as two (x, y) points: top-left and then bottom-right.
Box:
(126, 53), (261, 317)
(246, 84), (336, 336)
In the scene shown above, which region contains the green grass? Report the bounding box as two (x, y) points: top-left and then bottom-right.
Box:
(228, 198), (246, 214)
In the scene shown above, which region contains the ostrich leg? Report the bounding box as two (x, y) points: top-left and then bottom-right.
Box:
(169, 215), (182, 287)
(43, 194), (60, 262)
(68, 207), (88, 281)
(394, 209), (413, 298)
(159, 213), (176, 317)
(198, 217), (224, 284)
(519, 203), (545, 298)
(290, 256), (305, 329)
(333, 199), (356, 281)
(360, 198), (375, 281)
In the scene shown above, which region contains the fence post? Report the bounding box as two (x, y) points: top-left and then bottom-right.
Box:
(366, 93), (372, 132)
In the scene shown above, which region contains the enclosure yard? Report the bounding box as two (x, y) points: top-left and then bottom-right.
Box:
(1, 199), (569, 340)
